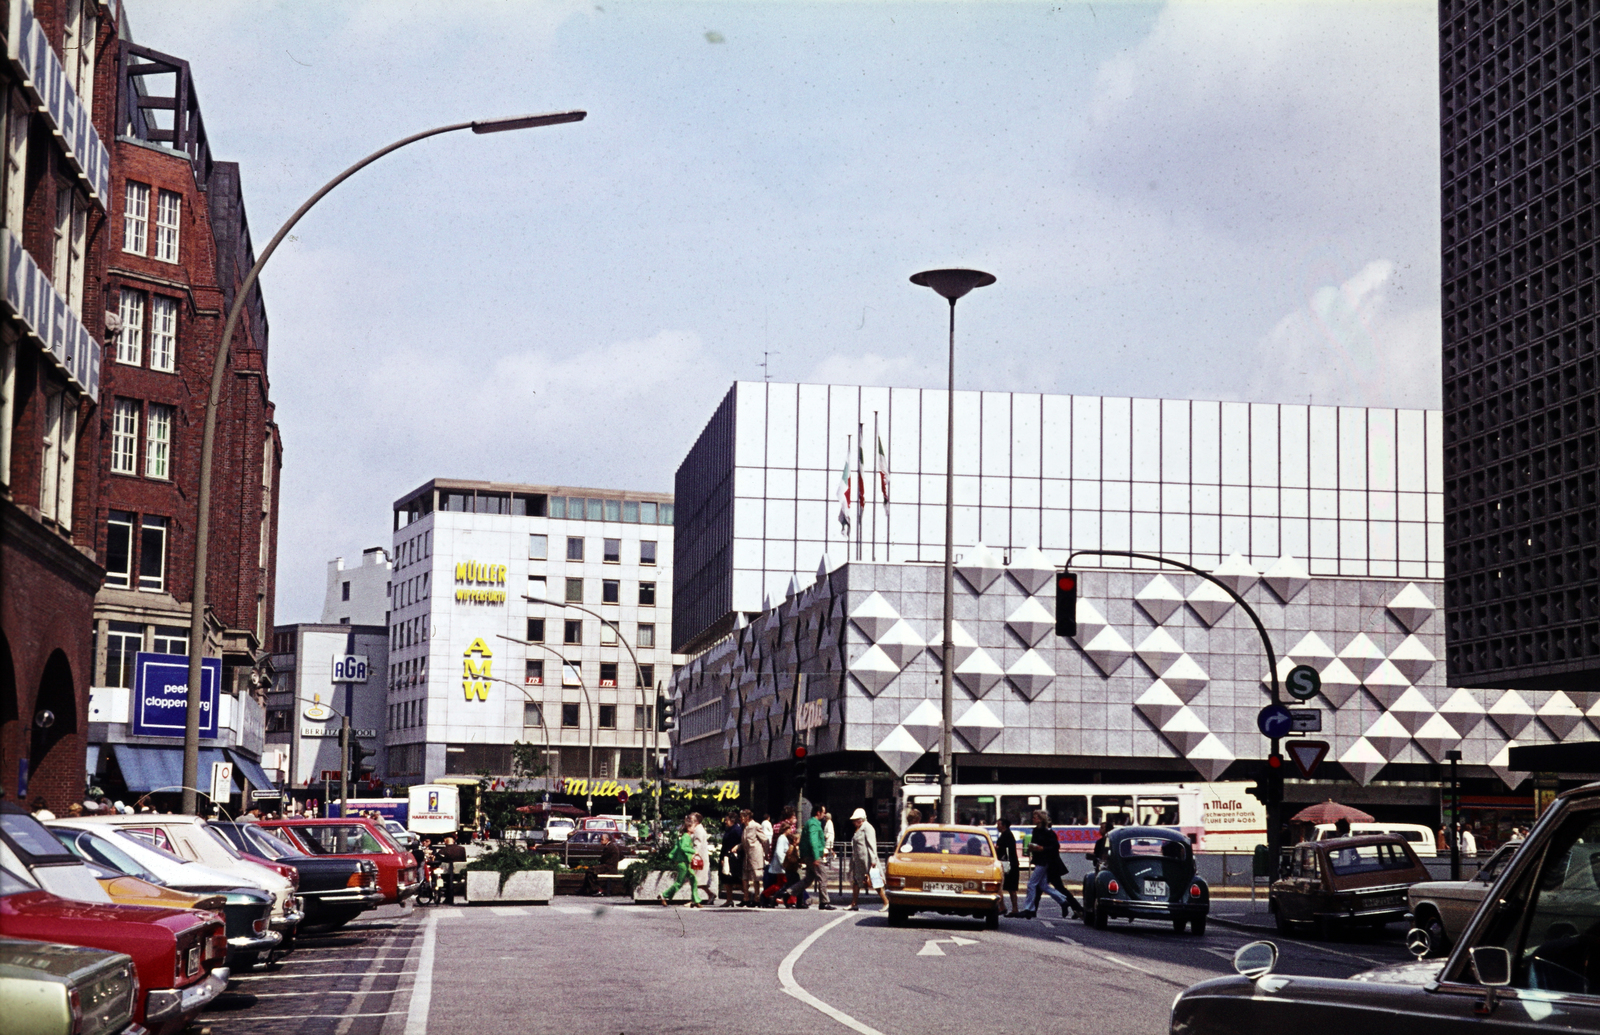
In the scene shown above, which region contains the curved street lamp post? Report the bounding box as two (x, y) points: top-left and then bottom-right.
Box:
(909, 268), (994, 824)
(180, 111), (585, 815)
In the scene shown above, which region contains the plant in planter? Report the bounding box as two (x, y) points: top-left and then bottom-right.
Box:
(626, 842), (720, 902)
(462, 845), (563, 903)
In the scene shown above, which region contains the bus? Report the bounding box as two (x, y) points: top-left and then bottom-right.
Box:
(904, 782), (1203, 850)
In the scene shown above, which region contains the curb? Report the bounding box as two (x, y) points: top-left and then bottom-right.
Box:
(1207, 912), (1279, 935)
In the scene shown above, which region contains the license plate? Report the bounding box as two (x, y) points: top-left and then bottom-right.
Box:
(924, 881), (964, 894)
(1365, 895), (1403, 909)
(1142, 880), (1168, 898)
(187, 947), (200, 976)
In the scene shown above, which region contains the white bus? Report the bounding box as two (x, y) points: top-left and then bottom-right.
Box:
(902, 781), (1264, 853)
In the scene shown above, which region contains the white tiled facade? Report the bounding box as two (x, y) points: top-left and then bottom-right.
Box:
(384, 480), (677, 785)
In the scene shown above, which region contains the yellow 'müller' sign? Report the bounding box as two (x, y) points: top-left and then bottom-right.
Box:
(455, 561), (507, 603)
(462, 637), (492, 700)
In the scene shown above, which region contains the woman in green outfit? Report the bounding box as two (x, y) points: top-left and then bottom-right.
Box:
(660, 813), (704, 907)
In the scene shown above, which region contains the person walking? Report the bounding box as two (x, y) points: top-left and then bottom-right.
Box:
(661, 816), (703, 907)
(995, 816), (1021, 917)
(1019, 811), (1082, 919)
(720, 811), (744, 906)
(848, 808), (887, 910)
(740, 808), (769, 907)
(801, 804), (835, 909)
(769, 823), (795, 906)
(1091, 819), (1114, 872)
(688, 812), (711, 903)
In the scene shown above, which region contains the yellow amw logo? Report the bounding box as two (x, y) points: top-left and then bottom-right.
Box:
(462, 639), (493, 701)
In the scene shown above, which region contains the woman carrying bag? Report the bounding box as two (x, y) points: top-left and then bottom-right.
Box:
(660, 815), (704, 907)
(847, 808), (887, 910)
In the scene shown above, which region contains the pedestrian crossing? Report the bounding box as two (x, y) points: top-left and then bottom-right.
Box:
(421, 901), (860, 921)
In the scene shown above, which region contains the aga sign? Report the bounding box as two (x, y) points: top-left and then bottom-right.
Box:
(331, 655), (370, 683)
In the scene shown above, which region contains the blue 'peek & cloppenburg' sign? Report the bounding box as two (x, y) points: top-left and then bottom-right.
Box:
(132, 652), (221, 739)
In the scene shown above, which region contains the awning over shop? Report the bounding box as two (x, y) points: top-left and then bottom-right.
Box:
(226, 751), (276, 794)
(111, 744), (229, 794)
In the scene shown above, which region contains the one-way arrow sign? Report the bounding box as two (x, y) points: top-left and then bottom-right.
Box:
(1287, 739), (1329, 779)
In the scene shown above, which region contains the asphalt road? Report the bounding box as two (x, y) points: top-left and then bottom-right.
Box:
(228, 897), (1411, 1035)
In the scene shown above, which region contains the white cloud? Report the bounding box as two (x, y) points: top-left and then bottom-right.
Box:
(1240, 258), (1440, 409)
(804, 351), (934, 390)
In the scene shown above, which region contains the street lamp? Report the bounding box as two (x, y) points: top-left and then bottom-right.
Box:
(500, 635), (598, 811)
(909, 268), (994, 825)
(180, 111), (586, 815)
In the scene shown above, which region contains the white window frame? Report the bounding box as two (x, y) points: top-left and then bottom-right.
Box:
(4, 91), (27, 233)
(139, 516), (168, 592)
(64, 1), (96, 114)
(149, 295), (176, 371)
(0, 335), (15, 489)
(123, 182), (149, 255)
(39, 387), (60, 523)
(637, 623), (656, 648)
(144, 404), (172, 480)
(105, 511), (134, 589)
(154, 189), (181, 263)
(117, 289), (145, 366)
(52, 183), (86, 310)
(110, 399), (138, 474)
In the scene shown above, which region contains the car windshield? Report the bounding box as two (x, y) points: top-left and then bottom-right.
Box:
(1478, 843), (1520, 882)
(51, 829), (160, 882)
(201, 825), (245, 859)
(898, 830), (993, 857)
(2, 864), (38, 894)
(1325, 842), (1416, 876)
(1, 810), (73, 861)
(291, 824), (389, 855)
(244, 826), (304, 860)
(1119, 836), (1188, 859)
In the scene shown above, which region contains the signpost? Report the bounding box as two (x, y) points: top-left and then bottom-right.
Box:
(209, 761), (233, 809)
(1285, 664), (1321, 702)
(1287, 740), (1329, 779)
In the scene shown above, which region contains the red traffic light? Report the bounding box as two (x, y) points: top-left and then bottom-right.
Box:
(793, 744), (807, 760)
(1267, 753), (1283, 769)
(1057, 573), (1076, 592)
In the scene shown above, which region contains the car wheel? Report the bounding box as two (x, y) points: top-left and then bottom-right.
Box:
(1316, 916), (1337, 941)
(887, 906), (908, 926)
(1172, 918), (1187, 933)
(1092, 900), (1109, 930)
(1274, 907), (1293, 935)
(1190, 917), (1206, 936)
(985, 910), (1000, 930)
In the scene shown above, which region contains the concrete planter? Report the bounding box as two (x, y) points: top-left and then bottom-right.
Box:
(631, 868), (718, 903)
(465, 869), (554, 904)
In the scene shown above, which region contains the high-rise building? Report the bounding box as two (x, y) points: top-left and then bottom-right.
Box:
(384, 479), (677, 786)
(322, 548), (392, 627)
(1440, 4), (1600, 691)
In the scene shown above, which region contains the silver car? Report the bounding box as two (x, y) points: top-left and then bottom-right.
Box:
(1406, 840), (1522, 957)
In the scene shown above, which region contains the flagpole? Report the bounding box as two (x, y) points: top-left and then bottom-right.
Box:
(871, 411), (879, 562)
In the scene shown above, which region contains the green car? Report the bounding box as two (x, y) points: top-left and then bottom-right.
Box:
(0, 938), (141, 1035)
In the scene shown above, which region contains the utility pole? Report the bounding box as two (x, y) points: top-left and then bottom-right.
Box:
(338, 713), (350, 853)
(1446, 748), (1462, 880)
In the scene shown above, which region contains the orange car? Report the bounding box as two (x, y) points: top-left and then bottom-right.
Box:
(884, 824), (1004, 928)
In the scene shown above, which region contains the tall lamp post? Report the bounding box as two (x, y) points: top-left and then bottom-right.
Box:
(499, 635), (598, 811)
(909, 268), (995, 825)
(181, 111), (586, 815)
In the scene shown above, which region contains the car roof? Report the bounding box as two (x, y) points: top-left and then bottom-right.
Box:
(1304, 834), (1416, 849)
(901, 824), (992, 836)
(1107, 825), (1188, 841)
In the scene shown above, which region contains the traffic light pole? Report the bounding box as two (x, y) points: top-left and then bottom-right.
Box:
(1065, 549), (1286, 878)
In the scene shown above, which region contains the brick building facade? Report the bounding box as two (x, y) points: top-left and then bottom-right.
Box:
(1, 0), (118, 812)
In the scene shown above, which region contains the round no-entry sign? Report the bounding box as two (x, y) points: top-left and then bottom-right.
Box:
(1257, 704), (1294, 739)
(619, 789), (629, 802)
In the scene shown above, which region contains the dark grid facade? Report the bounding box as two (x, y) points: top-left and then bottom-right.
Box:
(1441, 2), (1600, 691)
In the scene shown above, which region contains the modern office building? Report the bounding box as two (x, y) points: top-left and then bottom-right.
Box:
(668, 382), (1565, 839)
(268, 621), (389, 795)
(322, 547), (392, 627)
(1439, 4), (1600, 691)
(384, 478), (678, 786)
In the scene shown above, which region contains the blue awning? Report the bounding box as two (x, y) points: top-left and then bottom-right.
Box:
(225, 750), (277, 794)
(111, 744), (230, 794)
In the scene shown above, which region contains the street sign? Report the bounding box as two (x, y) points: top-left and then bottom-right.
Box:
(209, 761), (233, 804)
(1257, 704), (1293, 739)
(1287, 740), (1330, 779)
(1285, 664), (1322, 702)
(131, 652), (221, 738)
(250, 789), (282, 800)
(1289, 708), (1322, 733)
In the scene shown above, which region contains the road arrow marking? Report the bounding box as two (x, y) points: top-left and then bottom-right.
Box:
(947, 936), (977, 946)
(917, 940), (946, 956)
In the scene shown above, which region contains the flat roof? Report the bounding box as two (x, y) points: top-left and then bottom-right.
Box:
(393, 478), (672, 511)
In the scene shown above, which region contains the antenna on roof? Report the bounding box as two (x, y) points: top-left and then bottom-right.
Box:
(760, 351), (780, 382)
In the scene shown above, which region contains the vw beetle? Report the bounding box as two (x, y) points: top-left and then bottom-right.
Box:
(1082, 825), (1209, 934)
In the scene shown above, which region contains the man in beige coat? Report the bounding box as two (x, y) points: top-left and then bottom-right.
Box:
(740, 808), (769, 907)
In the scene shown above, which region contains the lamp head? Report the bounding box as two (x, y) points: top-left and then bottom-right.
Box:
(472, 110), (587, 134)
(910, 268), (996, 302)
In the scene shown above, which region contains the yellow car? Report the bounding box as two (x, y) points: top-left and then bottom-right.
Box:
(884, 824), (1004, 928)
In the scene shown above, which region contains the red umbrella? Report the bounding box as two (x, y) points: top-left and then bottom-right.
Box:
(1291, 799), (1374, 825)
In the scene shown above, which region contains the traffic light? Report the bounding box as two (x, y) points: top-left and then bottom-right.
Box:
(1054, 570), (1077, 637)
(658, 694), (676, 733)
(793, 743), (808, 785)
(349, 740), (375, 785)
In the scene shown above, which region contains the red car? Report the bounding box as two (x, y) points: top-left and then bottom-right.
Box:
(260, 818), (420, 905)
(1, 865), (226, 1035)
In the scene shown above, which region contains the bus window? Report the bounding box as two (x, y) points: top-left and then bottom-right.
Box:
(1000, 795), (1040, 827)
(1137, 797), (1180, 826)
(955, 796), (997, 826)
(1093, 795), (1134, 826)
(1047, 795), (1088, 826)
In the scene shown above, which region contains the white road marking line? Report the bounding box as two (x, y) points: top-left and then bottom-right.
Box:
(427, 908), (464, 919)
(403, 914), (438, 1035)
(778, 912), (887, 1035)
(1200, 947), (1239, 961)
(208, 1011), (409, 1021)
(264, 956), (415, 964)
(232, 972), (417, 980)
(489, 906), (528, 916)
(1055, 935), (1080, 947)
(548, 904), (590, 914)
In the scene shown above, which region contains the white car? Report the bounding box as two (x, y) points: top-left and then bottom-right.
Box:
(1312, 821), (1438, 857)
(543, 817), (575, 843)
(383, 820), (419, 849)
(49, 817), (302, 934)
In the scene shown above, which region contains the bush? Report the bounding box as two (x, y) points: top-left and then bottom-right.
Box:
(462, 845), (564, 892)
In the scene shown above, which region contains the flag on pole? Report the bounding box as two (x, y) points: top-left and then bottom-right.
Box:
(856, 436), (866, 516)
(836, 443), (852, 534)
(877, 434), (889, 503)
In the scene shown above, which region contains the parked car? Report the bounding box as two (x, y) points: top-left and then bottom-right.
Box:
(1171, 781), (1600, 1033)
(260, 818), (421, 904)
(1406, 839), (1524, 958)
(383, 820), (420, 850)
(0, 938), (142, 1035)
(47, 823), (279, 968)
(66, 814), (302, 937)
(535, 829), (635, 864)
(1, 865), (227, 1035)
(211, 822), (383, 929)
(1314, 821), (1440, 857)
(884, 824), (1004, 929)
(543, 817), (576, 843)
(1081, 825), (1210, 934)
(1270, 834), (1430, 938)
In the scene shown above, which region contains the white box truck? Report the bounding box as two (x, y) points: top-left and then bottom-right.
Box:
(407, 784), (460, 836)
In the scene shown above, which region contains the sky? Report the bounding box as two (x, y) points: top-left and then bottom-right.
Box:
(127, 1), (1442, 623)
